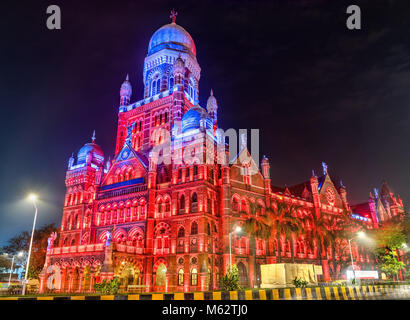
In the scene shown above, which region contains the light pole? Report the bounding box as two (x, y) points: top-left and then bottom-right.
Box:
(348, 231), (366, 285)
(229, 226), (242, 272)
(6, 251), (23, 287)
(22, 194), (38, 296)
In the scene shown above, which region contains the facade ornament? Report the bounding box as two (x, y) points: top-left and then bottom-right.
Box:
(170, 9), (178, 23)
(68, 153), (74, 169)
(47, 232), (57, 252)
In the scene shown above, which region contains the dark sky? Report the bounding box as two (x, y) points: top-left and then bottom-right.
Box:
(0, 0), (409, 246)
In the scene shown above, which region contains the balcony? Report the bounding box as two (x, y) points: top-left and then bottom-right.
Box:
(50, 243), (104, 255)
(115, 243), (144, 254)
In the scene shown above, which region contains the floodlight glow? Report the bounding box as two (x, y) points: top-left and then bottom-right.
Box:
(28, 194), (38, 201)
(357, 231), (365, 238)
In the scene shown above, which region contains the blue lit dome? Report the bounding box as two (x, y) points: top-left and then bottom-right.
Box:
(148, 22), (196, 57)
(182, 107), (213, 133)
(77, 143), (104, 166)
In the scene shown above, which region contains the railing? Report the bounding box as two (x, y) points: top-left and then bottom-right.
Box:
(51, 243), (105, 255)
(116, 243), (144, 254)
(97, 184), (148, 200)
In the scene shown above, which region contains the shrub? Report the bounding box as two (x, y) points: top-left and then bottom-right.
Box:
(93, 277), (120, 295)
(220, 265), (242, 291)
(292, 277), (308, 288)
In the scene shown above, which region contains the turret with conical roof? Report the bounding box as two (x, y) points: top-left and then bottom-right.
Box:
(120, 74), (132, 106)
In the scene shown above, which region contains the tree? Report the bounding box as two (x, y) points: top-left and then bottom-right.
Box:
(369, 220), (406, 280)
(304, 210), (332, 268)
(265, 202), (302, 263)
(220, 264), (241, 291)
(324, 209), (364, 279)
(1, 223), (58, 280)
(242, 201), (270, 288)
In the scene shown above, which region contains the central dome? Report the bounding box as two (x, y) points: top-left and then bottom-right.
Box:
(148, 22), (196, 57)
(77, 143), (104, 166)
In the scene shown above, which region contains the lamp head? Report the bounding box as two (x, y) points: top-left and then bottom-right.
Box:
(357, 231), (365, 239)
(235, 226), (242, 233)
(28, 194), (38, 202)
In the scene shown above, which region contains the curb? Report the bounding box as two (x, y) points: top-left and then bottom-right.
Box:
(0, 284), (409, 300)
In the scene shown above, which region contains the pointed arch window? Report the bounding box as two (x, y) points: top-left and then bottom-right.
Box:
(191, 268), (198, 286)
(178, 269), (184, 286)
(156, 78), (161, 94)
(192, 192), (198, 213)
(178, 227), (185, 238)
(169, 77), (174, 90)
(191, 221), (198, 235)
(179, 194), (185, 214)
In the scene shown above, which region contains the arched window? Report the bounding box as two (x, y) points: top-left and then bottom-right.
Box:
(164, 112), (168, 123)
(191, 221), (198, 235)
(178, 269), (184, 286)
(207, 223), (211, 236)
(179, 195), (185, 213)
(192, 193), (198, 213)
(178, 227), (185, 238)
(193, 165), (198, 176)
(192, 193), (198, 204)
(151, 80), (156, 96)
(156, 78), (161, 94)
(165, 198), (171, 215)
(232, 198), (239, 212)
(191, 268), (198, 286)
(169, 77), (174, 90)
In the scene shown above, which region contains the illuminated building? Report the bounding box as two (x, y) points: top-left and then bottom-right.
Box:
(39, 14), (406, 293)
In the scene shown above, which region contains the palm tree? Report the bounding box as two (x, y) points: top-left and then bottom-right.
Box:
(265, 202), (302, 263)
(305, 210), (333, 270)
(242, 201), (270, 288)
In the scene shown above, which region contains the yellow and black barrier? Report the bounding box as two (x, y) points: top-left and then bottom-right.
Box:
(0, 285), (409, 300)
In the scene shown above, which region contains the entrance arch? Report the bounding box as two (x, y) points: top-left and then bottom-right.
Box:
(117, 262), (142, 291)
(237, 262), (248, 287)
(154, 263), (167, 291)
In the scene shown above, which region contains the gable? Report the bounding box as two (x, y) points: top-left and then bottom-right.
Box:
(102, 141), (148, 186)
(230, 147), (264, 188)
(318, 175), (344, 209)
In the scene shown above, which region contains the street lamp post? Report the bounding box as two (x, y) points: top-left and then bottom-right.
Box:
(348, 231), (366, 285)
(22, 194), (38, 296)
(348, 238), (356, 284)
(8, 255), (15, 287)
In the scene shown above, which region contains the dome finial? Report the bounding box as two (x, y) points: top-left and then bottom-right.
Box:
(125, 73), (129, 81)
(91, 130), (96, 143)
(210, 89), (213, 96)
(170, 9), (178, 24)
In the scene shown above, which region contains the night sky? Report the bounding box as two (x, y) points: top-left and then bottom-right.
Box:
(1, 0), (409, 246)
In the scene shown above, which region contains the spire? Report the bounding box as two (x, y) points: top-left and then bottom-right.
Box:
(92, 130), (96, 143)
(170, 9), (178, 23)
(210, 89), (213, 96)
(126, 73), (129, 81)
(312, 169), (317, 178)
(374, 187), (379, 198)
(322, 161), (328, 175)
